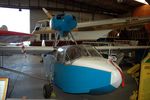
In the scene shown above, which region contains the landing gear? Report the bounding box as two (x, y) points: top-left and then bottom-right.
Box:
(43, 84), (53, 98)
(53, 32), (78, 47)
(69, 32), (77, 45)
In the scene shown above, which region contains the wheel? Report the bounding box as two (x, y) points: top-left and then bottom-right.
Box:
(43, 84), (53, 98)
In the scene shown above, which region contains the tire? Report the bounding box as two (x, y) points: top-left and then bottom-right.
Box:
(43, 84), (53, 98)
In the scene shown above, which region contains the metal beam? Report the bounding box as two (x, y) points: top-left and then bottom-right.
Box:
(0, 0), (119, 16)
(49, 0), (119, 16)
(0, 4), (100, 14)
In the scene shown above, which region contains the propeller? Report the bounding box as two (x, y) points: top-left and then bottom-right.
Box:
(42, 8), (53, 19)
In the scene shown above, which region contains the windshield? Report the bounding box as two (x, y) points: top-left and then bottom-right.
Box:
(65, 45), (102, 61)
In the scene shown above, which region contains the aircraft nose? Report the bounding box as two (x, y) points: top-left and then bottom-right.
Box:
(108, 60), (124, 88)
(110, 69), (122, 88)
(72, 57), (124, 88)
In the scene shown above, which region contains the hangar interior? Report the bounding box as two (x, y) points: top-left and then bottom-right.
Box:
(0, 0), (150, 100)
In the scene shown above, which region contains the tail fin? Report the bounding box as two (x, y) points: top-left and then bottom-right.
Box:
(42, 8), (53, 19)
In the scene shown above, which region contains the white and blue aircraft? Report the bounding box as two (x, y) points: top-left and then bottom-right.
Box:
(0, 44), (125, 98)
(0, 8), (150, 99)
(53, 45), (124, 94)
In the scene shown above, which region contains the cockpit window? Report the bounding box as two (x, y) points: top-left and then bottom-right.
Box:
(35, 21), (49, 30)
(65, 46), (87, 61)
(56, 14), (65, 20)
(65, 45), (102, 61)
(35, 26), (40, 31)
(84, 46), (101, 57)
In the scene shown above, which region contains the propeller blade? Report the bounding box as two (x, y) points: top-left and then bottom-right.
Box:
(42, 8), (53, 19)
(0, 66), (48, 81)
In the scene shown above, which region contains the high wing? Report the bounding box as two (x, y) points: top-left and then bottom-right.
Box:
(0, 45), (150, 56)
(0, 45), (149, 83)
(0, 46), (54, 55)
(31, 8), (150, 42)
(0, 45), (54, 81)
(95, 45), (150, 50)
(32, 8), (150, 34)
(0, 30), (33, 43)
(75, 17), (150, 31)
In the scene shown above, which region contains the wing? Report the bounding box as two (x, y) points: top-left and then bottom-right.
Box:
(0, 45), (149, 79)
(0, 46), (54, 56)
(40, 8), (150, 33)
(74, 16), (150, 31)
(32, 16), (150, 35)
(0, 30), (33, 43)
(0, 46), (54, 81)
(0, 45), (149, 56)
(94, 45), (150, 50)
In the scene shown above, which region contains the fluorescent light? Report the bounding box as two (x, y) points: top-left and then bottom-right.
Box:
(134, 0), (148, 4)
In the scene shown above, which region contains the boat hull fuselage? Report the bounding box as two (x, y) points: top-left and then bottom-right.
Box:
(54, 63), (116, 94)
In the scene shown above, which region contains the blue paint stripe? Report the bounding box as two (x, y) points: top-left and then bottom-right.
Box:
(54, 63), (115, 94)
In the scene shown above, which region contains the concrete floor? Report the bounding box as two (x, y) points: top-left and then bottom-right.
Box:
(0, 54), (137, 100)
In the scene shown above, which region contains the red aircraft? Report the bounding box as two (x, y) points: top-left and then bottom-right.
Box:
(0, 25), (33, 44)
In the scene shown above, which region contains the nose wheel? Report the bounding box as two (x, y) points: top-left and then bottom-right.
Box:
(43, 84), (53, 98)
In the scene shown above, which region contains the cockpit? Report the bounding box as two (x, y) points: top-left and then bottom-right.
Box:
(33, 20), (49, 31)
(56, 45), (102, 63)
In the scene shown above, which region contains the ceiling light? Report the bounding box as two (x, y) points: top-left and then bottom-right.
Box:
(134, 0), (148, 5)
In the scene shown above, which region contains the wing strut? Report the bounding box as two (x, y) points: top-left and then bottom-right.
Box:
(69, 32), (77, 45)
(53, 32), (78, 47)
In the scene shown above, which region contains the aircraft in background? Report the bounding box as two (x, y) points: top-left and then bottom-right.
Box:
(0, 25), (33, 46)
(32, 19), (111, 42)
(32, 8), (150, 43)
(0, 8), (150, 98)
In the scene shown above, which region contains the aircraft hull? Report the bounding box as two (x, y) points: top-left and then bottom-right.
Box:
(54, 63), (116, 94)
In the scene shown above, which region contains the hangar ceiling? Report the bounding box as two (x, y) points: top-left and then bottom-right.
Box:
(49, 0), (144, 16)
(146, 0), (150, 4)
(0, 0), (144, 17)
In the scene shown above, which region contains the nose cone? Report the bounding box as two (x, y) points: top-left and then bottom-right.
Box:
(72, 57), (122, 88)
(111, 69), (122, 88)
